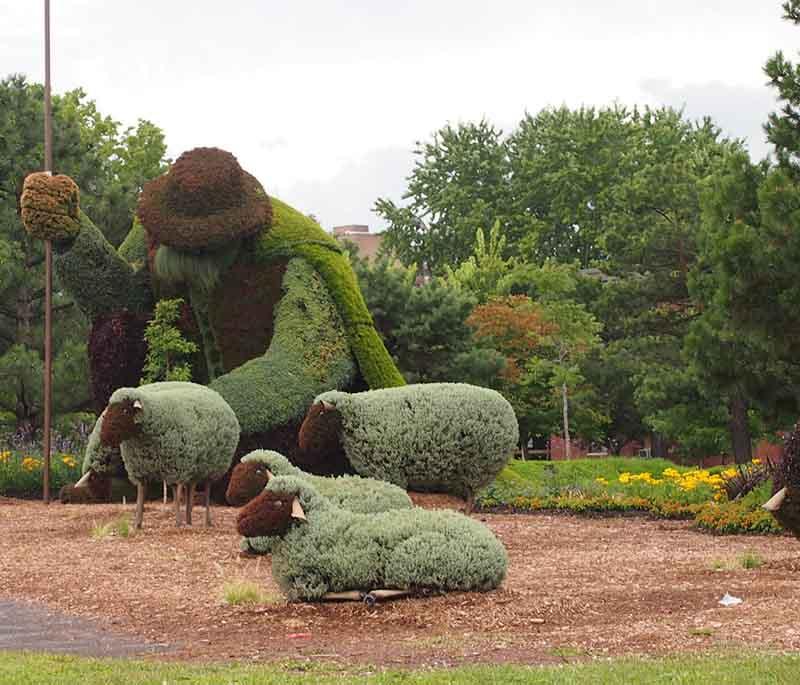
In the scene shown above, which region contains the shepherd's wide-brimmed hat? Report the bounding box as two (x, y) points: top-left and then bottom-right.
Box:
(137, 147), (272, 251)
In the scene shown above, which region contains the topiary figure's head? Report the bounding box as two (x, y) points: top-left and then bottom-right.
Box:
(236, 476), (318, 538)
(137, 147), (272, 254)
(226, 461), (271, 507)
(298, 400), (343, 461)
(227, 450), (299, 506)
(100, 397), (143, 447)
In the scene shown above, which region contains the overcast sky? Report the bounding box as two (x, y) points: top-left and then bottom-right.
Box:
(2, 1), (797, 229)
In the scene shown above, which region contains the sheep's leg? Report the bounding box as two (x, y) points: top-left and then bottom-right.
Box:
(186, 482), (196, 526)
(134, 483), (145, 529)
(173, 483), (183, 526)
(204, 483), (213, 527)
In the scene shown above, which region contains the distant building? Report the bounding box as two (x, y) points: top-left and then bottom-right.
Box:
(333, 225), (384, 262)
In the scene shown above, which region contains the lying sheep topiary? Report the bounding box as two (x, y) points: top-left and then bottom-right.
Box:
(100, 381), (240, 528)
(299, 383), (519, 508)
(237, 475), (508, 602)
(227, 450), (413, 554)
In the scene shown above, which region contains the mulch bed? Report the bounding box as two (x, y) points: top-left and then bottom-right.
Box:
(0, 495), (798, 666)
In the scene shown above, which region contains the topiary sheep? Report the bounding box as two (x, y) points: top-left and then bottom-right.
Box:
(100, 381), (240, 528)
(237, 475), (508, 602)
(298, 383), (519, 509)
(763, 420), (800, 537)
(226, 450), (413, 555)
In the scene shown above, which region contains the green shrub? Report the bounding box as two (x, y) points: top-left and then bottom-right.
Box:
(694, 482), (783, 535)
(313, 383), (518, 499)
(140, 298), (198, 383)
(238, 450), (413, 555)
(245, 476), (507, 602)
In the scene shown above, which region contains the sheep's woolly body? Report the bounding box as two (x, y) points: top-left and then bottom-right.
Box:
(239, 450), (413, 554)
(109, 382), (239, 485)
(258, 476), (508, 602)
(315, 383), (519, 498)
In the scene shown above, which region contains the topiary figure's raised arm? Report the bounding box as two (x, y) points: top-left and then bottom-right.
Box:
(20, 172), (153, 319)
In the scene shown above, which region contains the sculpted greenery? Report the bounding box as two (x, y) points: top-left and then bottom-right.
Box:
(19, 147), (404, 486)
(237, 475), (508, 602)
(227, 450), (413, 555)
(99, 381), (240, 527)
(300, 383), (519, 505)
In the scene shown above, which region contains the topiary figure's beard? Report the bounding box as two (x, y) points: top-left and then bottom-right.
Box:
(153, 242), (240, 295)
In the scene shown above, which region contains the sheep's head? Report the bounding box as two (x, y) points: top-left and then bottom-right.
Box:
(100, 398), (143, 447)
(236, 489), (306, 538)
(298, 400), (342, 460)
(226, 461), (272, 506)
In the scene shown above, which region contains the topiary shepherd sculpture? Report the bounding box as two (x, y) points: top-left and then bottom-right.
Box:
(20, 148), (405, 494)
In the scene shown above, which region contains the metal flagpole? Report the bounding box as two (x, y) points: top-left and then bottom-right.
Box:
(42, 0), (53, 503)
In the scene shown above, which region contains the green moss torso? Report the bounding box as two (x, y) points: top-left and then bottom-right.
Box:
(255, 198), (405, 390)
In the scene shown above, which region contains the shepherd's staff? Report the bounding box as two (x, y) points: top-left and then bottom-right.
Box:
(42, 0), (53, 503)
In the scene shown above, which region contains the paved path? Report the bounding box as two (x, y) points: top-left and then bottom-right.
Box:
(0, 600), (168, 657)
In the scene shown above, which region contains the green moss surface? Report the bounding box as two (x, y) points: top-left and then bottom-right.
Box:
(110, 382), (239, 485)
(254, 476), (507, 601)
(54, 212), (152, 319)
(316, 384), (519, 498)
(256, 198), (404, 389)
(240, 450), (413, 554)
(211, 259), (356, 434)
(117, 217), (149, 271)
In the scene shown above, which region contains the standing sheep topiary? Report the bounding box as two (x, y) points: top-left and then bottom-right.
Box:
(226, 450), (414, 555)
(237, 475), (508, 602)
(298, 383), (519, 509)
(100, 381), (240, 528)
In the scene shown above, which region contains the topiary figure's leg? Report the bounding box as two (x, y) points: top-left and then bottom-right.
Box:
(134, 483), (145, 529)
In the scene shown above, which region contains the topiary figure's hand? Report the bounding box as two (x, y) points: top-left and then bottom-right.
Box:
(20, 172), (81, 242)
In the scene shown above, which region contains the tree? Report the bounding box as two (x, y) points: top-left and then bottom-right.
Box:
(375, 120), (511, 271)
(442, 220), (515, 303)
(0, 74), (168, 432)
(764, 0), (800, 172)
(141, 299), (198, 383)
(349, 253), (504, 385)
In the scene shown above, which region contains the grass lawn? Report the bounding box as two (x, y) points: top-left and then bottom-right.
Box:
(1, 651), (799, 684)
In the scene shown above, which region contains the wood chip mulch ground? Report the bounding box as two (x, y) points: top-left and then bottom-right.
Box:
(0, 494), (798, 667)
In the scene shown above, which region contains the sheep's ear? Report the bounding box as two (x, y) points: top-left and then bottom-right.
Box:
(266, 469), (274, 481)
(320, 400), (334, 412)
(132, 399), (143, 411)
(291, 497), (307, 521)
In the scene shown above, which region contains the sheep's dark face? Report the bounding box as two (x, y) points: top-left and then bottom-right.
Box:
(237, 490), (299, 538)
(298, 402), (342, 459)
(226, 461), (271, 506)
(100, 399), (142, 447)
